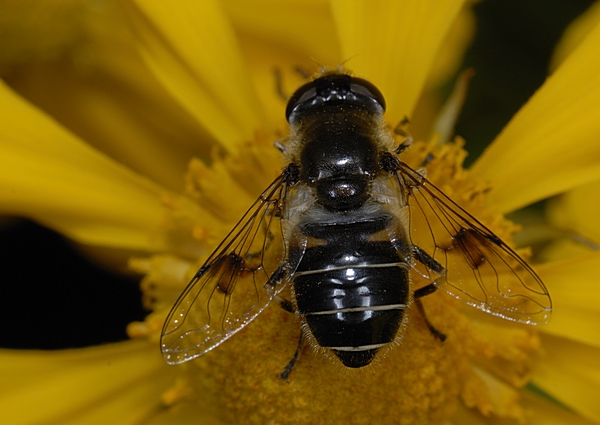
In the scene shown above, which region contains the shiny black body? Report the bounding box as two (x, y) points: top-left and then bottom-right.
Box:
(292, 216), (409, 367)
(287, 74), (409, 367)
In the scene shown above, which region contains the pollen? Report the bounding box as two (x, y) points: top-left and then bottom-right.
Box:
(133, 130), (543, 424)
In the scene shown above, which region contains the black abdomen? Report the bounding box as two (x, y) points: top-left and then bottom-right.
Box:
(292, 215), (409, 368)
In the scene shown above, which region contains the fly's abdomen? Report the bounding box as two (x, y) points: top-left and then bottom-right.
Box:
(292, 216), (410, 368)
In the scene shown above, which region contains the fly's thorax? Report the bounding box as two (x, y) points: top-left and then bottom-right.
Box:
(298, 107), (379, 177)
(291, 106), (382, 211)
(280, 72), (396, 212)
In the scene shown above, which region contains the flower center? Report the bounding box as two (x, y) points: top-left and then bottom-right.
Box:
(129, 131), (541, 424)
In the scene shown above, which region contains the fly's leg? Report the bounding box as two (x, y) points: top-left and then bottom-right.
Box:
(267, 264), (303, 380)
(273, 294), (304, 380)
(394, 116), (413, 154)
(413, 284), (446, 342)
(279, 331), (304, 380)
(273, 67), (288, 101)
(274, 295), (295, 313)
(272, 66), (312, 101)
(411, 245), (447, 341)
(412, 245), (445, 275)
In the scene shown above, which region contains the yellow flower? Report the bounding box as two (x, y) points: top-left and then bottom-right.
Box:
(1, 1), (600, 424)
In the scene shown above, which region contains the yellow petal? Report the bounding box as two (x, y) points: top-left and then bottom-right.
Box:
(453, 390), (597, 425)
(546, 179), (600, 246)
(452, 404), (487, 425)
(144, 401), (222, 425)
(532, 334), (600, 424)
(330, 0), (467, 123)
(3, 1), (216, 191)
(405, 9), (476, 141)
(232, 37), (321, 126)
(537, 238), (597, 265)
(471, 19), (600, 213)
(0, 81), (167, 250)
(121, 0), (266, 151)
(0, 0), (83, 67)
(224, 0), (342, 125)
(0, 341), (171, 425)
(425, 7), (475, 89)
(551, 1), (600, 71)
(536, 252), (600, 349)
(224, 0), (341, 65)
(521, 391), (597, 425)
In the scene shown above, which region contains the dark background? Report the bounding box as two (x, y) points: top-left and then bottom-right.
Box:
(0, 0), (595, 350)
(456, 0), (595, 165)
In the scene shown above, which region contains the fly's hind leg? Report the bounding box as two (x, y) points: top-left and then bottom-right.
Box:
(273, 294), (305, 380)
(413, 284), (446, 342)
(274, 295), (295, 313)
(412, 244), (447, 342)
(267, 266), (304, 379)
(279, 331), (305, 380)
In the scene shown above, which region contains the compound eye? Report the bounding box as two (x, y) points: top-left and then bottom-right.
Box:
(350, 77), (386, 111)
(286, 74), (386, 122)
(286, 80), (316, 122)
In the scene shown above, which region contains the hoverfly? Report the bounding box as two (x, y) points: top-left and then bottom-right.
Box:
(161, 70), (552, 376)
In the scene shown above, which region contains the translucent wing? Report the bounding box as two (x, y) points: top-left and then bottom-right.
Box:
(394, 161), (552, 324)
(161, 174), (291, 364)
